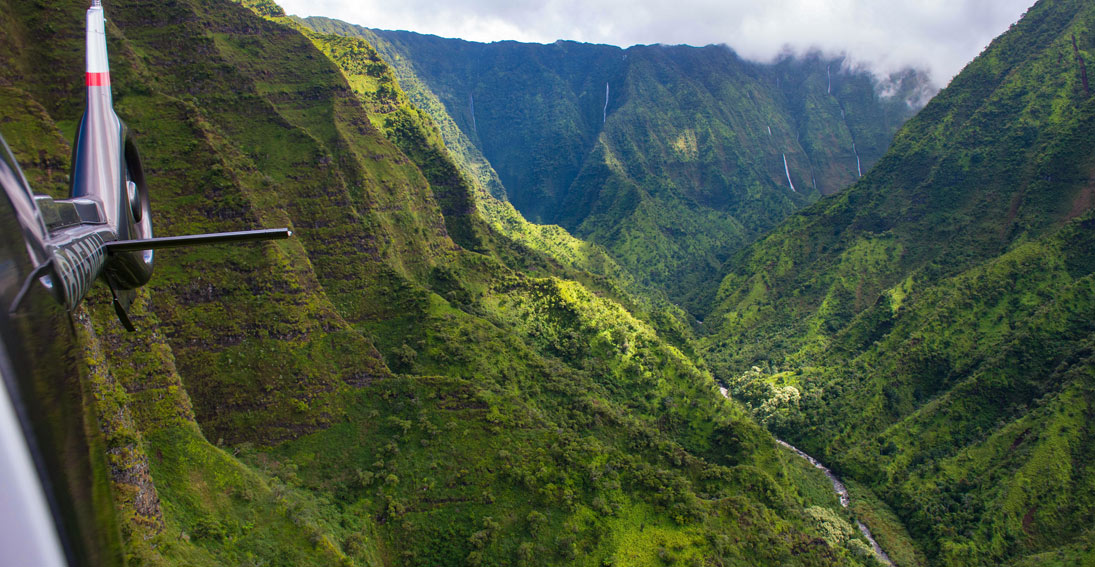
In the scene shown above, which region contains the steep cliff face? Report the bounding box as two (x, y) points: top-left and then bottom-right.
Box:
(556, 47), (928, 314)
(1, 0), (879, 565)
(705, 0), (1095, 564)
(302, 17), (930, 314)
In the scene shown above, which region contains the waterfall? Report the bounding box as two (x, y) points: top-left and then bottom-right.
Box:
(469, 93), (477, 134)
(837, 102), (861, 178)
(767, 125), (772, 137)
(827, 64), (831, 94)
(603, 82), (609, 124)
(783, 154), (796, 192)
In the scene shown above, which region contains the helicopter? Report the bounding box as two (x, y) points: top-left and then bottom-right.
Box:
(0, 1), (290, 564)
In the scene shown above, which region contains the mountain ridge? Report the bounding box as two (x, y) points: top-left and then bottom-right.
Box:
(703, 0), (1095, 563)
(0, 0), (891, 564)
(301, 16), (932, 314)
(9, 0), (1095, 564)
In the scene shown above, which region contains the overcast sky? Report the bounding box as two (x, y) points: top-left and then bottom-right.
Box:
(276, 0), (1036, 85)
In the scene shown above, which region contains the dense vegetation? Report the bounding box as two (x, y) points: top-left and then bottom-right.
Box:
(289, 13), (690, 341)
(705, 0), (1095, 564)
(7, 0), (1094, 564)
(0, 0), (891, 565)
(299, 18), (931, 315)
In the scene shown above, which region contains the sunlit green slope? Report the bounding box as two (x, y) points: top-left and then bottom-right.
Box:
(1, 0), (887, 564)
(705, 0), (1095, 564)
(300, 17), (929, 315)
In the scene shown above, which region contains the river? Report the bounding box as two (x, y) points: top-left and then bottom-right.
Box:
(719, 387), (895, 566)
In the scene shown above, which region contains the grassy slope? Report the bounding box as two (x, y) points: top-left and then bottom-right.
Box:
(2, 0), (880, 564)
(292, 16), (697, 350)
(299, 17), (674, 320)
(563, 46), (924, 313)
(706, 0), (1095, 564)
(307, 21), (926, 314)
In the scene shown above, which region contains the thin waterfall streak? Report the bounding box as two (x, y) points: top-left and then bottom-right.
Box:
(469, 93), (477, 134)
(783, 154), (796, 192)
(603, 82), (609, 124)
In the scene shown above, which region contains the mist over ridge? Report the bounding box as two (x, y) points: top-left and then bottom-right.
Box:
(276, 0), (1034, 86)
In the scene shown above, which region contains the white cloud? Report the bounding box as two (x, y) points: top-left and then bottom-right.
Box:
(276, 0), (1035, 85)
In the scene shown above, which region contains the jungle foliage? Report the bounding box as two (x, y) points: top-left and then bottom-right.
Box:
(705, 0), (1095, 564)
(300, 18), (931, 316)
(0, 0), (885, 565)
(6, 0), (1095, 565)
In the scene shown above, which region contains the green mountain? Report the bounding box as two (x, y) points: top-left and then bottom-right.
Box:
(298, 17), (931, 315)
(291, 12), (693, 346)
(704, 0), (1095, 564)
(0, 0), (890, 565)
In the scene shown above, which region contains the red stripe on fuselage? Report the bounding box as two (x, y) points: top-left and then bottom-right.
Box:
(85, 72), (110, 86)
